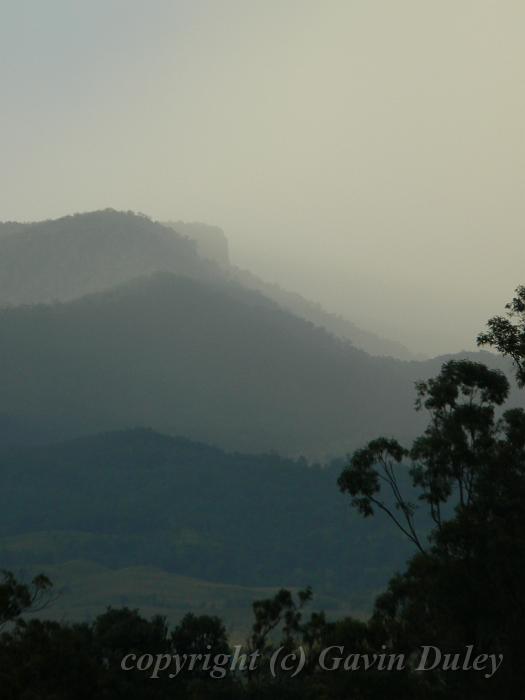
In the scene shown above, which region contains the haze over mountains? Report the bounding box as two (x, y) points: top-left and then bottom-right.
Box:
(0, 210), (416, 359)
(163, 220), (420, 360)
(0, 211), (218, 306)
(0, 207), (521, 628)
(0, 209), (515, 456)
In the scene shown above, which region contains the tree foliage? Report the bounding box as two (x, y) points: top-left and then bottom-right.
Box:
(338, 289), (525, 696)
(478, 284), (525, 385)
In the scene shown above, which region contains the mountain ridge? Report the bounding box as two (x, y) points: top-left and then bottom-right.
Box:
(0, 267), (515, 456)
(1, 209), (418, 359)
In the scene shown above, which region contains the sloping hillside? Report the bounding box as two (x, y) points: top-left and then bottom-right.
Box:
(0, 210), (219, 305)
(0, 266), (514, 455)
(0, 210), (417, 358)
(0, 428), (413, 608)
(164, 218), (419, 359)
(0, 270), (426, 455)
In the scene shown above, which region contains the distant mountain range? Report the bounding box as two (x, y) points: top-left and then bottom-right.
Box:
(0, 210), (417, 359)
(0, 208), (520, 627)
(0, 211), (218, 305)
(0, 269), (414, 455)
(0, 209), (515, 456)
(163, 220), (420, 359)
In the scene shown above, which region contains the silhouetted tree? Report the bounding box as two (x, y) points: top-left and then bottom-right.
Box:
(339, 291), (525, 696)
(0, 570), (52, 629)
(478, 284), (525, 385)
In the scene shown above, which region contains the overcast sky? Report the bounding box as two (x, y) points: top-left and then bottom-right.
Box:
(1, 0), (524, 355)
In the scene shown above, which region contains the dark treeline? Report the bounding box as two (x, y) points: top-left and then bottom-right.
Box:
(0, 429), (413, 598)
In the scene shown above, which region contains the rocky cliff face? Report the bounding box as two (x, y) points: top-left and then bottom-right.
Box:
(164, 221), (230, 267)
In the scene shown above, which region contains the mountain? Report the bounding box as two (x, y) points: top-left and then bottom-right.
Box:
(0, 222), (28, 238)
(227, 266), (420, 359)
(164, 219), (419, 359)
(0, 210), (517, 455)
(164, 220), (230, 267)
(0, 428), (414, 614)
(0, 210), (220, 306)
(0, 210), (416, 359)
(0, 209), (519, 626)
(0, 269), (428, 456)
(0, 266), (513, 456)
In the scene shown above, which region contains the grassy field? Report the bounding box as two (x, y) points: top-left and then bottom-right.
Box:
(14, 559), (369, 641)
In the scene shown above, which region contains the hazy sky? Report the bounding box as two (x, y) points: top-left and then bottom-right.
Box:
(1, 0), (524, 355)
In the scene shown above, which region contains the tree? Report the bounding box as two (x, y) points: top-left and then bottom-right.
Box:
(0, 570), (53, 630)
(171, 612), (229, 658)
(338, 292), (525, 696)
(478, 284), (525, 385)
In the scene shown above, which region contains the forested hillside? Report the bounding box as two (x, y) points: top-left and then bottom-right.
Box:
(0, 268), (516, 455)
(0, 428), (413, 606)
(0, 269), (429, 455)
(0, 211), (219, 305)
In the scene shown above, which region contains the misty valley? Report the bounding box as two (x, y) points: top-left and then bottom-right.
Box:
(3, 1), (525, 695)
(0, 209), (524, 698)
